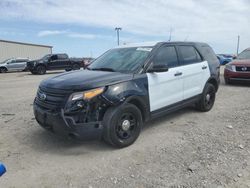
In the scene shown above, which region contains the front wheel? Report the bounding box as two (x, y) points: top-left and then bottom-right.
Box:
(36, 65), (46, 75)
(196, 83), (216, 112)
(103, 103), (143, 148)
(0, 67), (7, 73)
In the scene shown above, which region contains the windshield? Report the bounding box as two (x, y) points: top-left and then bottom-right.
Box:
(89, 47), (153, 73)
(42, 54), (51, 60)
(237, 50), (250, 60)
(0, 59), (12, 64)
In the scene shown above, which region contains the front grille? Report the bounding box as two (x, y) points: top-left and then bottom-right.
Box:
(35, 87), (70, 111)
(236, 66), (250, 72)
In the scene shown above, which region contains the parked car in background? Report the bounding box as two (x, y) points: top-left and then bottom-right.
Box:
(0, 58), (29, 73)
(26, 53), (84, 75)
(33, 41), (220, 148)
(224, 48), (250, 84)
(216, 54), (234, 65)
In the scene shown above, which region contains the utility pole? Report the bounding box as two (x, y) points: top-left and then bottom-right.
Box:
(237, 35), (240, 55)
(115, 27), (122, 46)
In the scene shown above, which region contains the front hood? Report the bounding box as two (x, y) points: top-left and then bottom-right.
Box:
(230, 59), (250, 66)
(28, 58), (44, 64)
(40, 70), (133, 91)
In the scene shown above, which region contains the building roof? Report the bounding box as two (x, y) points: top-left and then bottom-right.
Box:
(0, 39), (53, 48)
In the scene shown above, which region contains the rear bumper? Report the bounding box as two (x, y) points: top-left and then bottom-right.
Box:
(224, 69), (250, 81)
(34, 104), (103, 140)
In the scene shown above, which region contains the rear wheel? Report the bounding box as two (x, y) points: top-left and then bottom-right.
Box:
(0, 67), (7, 73)
(196, 83), (216, 112)
(36, 65), (46, 75)
(103, 103), (143, 148)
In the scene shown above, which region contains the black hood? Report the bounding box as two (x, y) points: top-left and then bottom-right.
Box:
(40, 70), (133, 91)
(28, 58), (44, 63)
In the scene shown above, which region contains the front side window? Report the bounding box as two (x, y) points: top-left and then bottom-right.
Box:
(179, 46), (202, 65)
(89, 47), (152, 73)
(50, 55), (58, 61)
(42, 54), (51, 60)
(152, 46), (178, 68)
(237, 50), (250, 60)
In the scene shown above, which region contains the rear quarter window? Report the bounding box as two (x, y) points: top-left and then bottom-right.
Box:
(57, 54), (68, 59)
(200, 46), (218, 63)
(178, 46), (202, 65)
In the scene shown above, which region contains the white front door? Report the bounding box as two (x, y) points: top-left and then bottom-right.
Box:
(147, 45), (183, 112)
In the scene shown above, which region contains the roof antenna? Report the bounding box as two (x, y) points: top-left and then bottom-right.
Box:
(168, 28), (173, 42)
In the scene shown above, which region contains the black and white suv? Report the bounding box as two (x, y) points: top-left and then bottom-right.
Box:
(34, 42), (220, 148)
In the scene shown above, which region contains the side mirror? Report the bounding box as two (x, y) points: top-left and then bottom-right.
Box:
(147, 64), (169, 73)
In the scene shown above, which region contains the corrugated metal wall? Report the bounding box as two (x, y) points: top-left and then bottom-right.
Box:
(0, 41), (52, 62)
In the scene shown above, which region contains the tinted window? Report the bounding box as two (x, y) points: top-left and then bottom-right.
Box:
(51, 55), (58, 61)
(200, 46), (218, 62)
(179, 46), (202, 65)
(16, 59), (28, 63)
(57, 54), (68, 59)
(9, 60), (16, 64)
(153, 46), (178, 68)
(237, 50), (250, 60)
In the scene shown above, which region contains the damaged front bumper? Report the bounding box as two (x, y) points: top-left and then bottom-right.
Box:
(34, 104), (103, 140)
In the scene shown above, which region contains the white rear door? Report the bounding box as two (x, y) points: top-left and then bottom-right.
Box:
(177, 45), (210, 100)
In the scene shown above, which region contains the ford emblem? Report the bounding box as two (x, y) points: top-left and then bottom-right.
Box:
(39, 93), (47, 101)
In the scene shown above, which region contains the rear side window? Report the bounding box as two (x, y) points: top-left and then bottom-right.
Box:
(57, 54), (68, 59)
(200, 46), (218, 62)
(16, 59), (28, 63)
(153, 46), (178, 68)
(178, 46), (202, 65)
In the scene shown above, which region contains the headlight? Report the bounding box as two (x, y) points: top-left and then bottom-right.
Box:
(69, 87), (105, 101)
(225, 64), (236, 72)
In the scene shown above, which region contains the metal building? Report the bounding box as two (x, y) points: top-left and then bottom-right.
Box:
(0, 39), (53, 62)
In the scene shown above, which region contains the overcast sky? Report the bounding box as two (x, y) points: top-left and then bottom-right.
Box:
(0, 0), (249, 57)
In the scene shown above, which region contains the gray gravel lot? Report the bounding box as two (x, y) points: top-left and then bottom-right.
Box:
(0, 69), (250, 188)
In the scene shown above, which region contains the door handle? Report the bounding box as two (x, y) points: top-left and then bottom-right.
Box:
(202, 65), (207, 70)
(174, 72), (182, 76)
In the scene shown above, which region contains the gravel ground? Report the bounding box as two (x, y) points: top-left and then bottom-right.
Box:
(0, 69), (250, 188)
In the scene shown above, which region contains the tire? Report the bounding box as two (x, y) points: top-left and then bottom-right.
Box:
(0, 67), (7, 73)
(72, 64), (80, 70)
(36, 65), (46, 75)
(196, 83), (216, 112)
(103, 103), (143, 148)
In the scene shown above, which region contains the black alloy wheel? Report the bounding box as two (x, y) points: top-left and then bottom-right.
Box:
(103, 103), (143, 148)
(196, 83), (216, 112)
(36, 65), (46, 75)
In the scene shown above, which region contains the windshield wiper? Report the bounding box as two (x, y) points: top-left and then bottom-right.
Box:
(91, 67), (115, 72)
